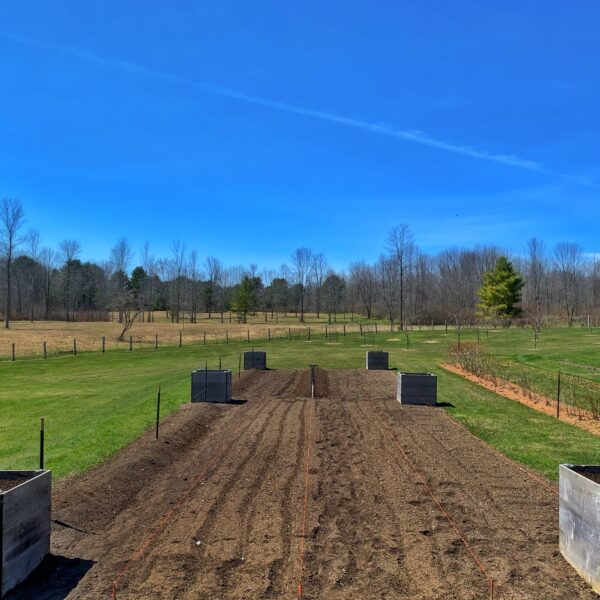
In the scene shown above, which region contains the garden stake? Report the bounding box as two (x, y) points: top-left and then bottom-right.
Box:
(557, 371), (561, 419)
(204, 362), (208, 402)
(155, 386), (161, 439)
(39, 417), (45, 470)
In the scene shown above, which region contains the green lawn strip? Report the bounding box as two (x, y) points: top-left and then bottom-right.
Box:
(439, 368), (600, 480)
(2, 326), (600, 481)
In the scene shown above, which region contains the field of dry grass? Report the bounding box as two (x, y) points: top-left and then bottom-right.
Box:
(0, 312), (374, 358)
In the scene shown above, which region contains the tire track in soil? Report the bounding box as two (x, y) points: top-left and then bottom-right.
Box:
(124, 371), (307, 598)
(337, 401), (414, 596)
(109, 401), (284, 599)
(263, 398), (307, 599)
(346, 372), (526, 542)
(353, 401), (487, 599)
(377, 404), (595, 599)
(349, 369), (541, 597)
(377, 402), (532, 543)
(302, 388), (411, 599)
(342, 403), (451, 599)
(208, 399), (296, 596)
(70, 395), (278, 599)
(328, 370), (479, 598)
(133, 398), (285, 597)
(344, 368), (595, 600)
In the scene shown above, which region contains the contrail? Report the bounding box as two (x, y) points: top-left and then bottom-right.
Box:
(2, 31), (595, 185)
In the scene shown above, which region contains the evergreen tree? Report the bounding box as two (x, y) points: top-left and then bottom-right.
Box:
(130, 266), (147, 299)
(232, 276), (257, 323)
(478, 256), (524, 319)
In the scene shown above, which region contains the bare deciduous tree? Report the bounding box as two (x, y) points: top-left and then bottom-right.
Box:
(349, 261), (376, 319)
(26, 229), (40, 322)
(0, 198), (26, 328)
(39, 247), (57, 320)
(387, 224), (414, 330)
(170, 240), (187, 323)
(59, 239), (81, 322)
(554, 242), (583, 326)
(376, 255), (399, 323)
(291, 247), (314, 322)
(311, 252), (328, 319)
(204, 256), (221, 318)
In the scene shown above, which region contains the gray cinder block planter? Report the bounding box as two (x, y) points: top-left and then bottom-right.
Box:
(366, 351), (388, 370)
(559, 464), (600, 593)
(244, 351), (267, 370)
(191, 369), (232, 403)
(1, 470), (51, 598)
(397, 372), (437, 406)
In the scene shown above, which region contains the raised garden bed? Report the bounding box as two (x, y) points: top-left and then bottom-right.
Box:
(1, 470), (51, 598)
(397, 372), (437, 406)
(244, 351), (267, 370)
(366, 351), (388, 370)
(191, 369), (232, 403)
(560, 464), (600, 593)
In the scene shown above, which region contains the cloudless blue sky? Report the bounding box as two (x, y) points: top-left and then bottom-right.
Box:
(1, 1), (599, 270)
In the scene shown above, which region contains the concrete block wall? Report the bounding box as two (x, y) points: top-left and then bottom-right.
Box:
(244, 351), (267, 370)
(191, 369), (232, 403)
(559, 464), (600, 593)
(366, 351), (389, 370)
(1, 470), (51, 598)
(397, 373), (437, 405)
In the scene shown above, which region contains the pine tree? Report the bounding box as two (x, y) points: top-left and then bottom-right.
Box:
(478, 257), (524, 319)
(232, 276), (257, 324)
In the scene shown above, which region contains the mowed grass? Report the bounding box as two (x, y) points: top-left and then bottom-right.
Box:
(2, 325), (600, 480)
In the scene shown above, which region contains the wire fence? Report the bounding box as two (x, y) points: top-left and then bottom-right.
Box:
(0, 321), (410, 361)
(449, 343), (600, 420)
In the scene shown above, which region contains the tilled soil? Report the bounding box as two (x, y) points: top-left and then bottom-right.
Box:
(8, 369), (597, 599)
(0, 478), (29, 492)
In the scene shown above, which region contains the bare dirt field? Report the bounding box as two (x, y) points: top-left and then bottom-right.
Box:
(8, 369), (596, 599)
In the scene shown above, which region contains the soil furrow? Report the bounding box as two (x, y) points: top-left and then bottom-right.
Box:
(263, 397), (308, 598)
(8, 369), (599, 600)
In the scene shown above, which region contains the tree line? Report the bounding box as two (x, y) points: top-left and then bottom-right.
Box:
(1, 198), (598, 333)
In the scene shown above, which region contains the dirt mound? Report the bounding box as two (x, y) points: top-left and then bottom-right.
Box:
(53, 402), (224, 532)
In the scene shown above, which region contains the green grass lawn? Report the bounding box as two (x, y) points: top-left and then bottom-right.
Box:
(2, 325), (600, 480)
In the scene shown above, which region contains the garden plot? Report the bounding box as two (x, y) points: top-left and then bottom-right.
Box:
(7, 370), (597, 599)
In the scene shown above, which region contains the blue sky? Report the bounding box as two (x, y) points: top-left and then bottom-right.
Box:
(1, 1), (599, 269)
